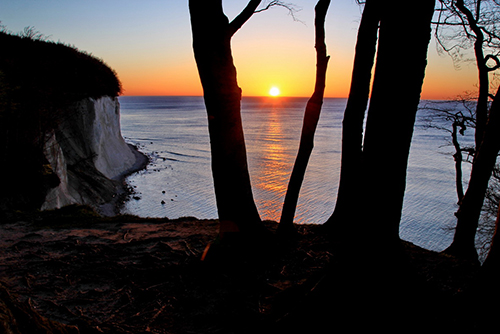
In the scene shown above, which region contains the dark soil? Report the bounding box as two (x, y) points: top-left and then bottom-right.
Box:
(0, 206), (495, 333)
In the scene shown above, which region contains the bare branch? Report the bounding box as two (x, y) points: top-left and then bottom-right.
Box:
(482, 27), (500, 48)
(434, 0), (500, 65)
(254, 1), (302, 22)
(456, 0), (484, 41)
(278, 0), (330, 231)
(228, 0), (262, 37)
(486, 54), (500, 71)
(227, 1), (302, 37)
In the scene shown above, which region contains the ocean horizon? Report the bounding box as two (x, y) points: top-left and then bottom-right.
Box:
(118, 95), (470, 252)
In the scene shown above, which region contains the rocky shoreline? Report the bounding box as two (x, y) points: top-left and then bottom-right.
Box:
(98, 144), (150, 217)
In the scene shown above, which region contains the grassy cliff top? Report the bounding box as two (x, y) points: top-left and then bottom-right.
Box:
(0, 29), (121, 100)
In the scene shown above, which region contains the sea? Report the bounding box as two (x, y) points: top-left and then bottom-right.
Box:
(118, 96), (473, 252)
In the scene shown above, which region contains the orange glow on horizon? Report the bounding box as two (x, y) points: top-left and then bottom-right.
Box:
(116, 50), (479, 100)
(117, 60), (479, 100)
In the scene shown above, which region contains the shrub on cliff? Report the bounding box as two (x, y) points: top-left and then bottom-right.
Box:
(0, 29), (122, 212)
(0, 29), (121, 99)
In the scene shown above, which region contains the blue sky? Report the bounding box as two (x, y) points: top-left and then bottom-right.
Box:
(1, 0), (478, 98)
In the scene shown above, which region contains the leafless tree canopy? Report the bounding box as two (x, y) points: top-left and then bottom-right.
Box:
(434, 0), (500, 70)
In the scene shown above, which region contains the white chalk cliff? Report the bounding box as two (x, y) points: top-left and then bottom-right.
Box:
(42, 96), (144, 213)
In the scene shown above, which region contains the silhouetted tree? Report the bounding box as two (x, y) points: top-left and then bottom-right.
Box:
(189, 1), (298, 242)
(278, 0), (331, 235)
(359, 0), (435, 244)
(421, 99), (476, 204)
(434, 0), (500, 150)
(446, 85), (500, 262)
(189, 0), (265, 239)
(325, 0), (435, 247)
(483, 197), (500, 273)
(324, 0), (381, 233)
(421, 99), (500, 260)
(477, 162), (500, 255)
(434, 0), (500, 261)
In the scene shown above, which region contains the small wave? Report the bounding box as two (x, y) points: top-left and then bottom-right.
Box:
(125, 137), (164, 142)
(164, 150), (198, 159)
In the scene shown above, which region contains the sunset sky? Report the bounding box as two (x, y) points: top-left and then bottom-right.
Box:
(1, 0), (481, 100)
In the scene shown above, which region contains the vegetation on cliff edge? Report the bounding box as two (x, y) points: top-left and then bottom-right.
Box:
(0, 28), (122, 211)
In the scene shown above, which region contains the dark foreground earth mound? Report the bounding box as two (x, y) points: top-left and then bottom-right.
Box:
(0, 206), (494, 333)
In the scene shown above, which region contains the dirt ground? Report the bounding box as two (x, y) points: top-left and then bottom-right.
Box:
(0, 206), (493, 333)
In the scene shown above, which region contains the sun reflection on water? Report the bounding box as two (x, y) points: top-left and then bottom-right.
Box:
(120, 96), (465, 251)
(245, 98), (300, 222)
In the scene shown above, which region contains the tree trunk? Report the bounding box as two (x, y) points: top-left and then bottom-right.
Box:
(278, 0), (331, 235)
(455, 0), (489, 151)
(325, 0), (380, 233)
(482, 200), (500, 274)
(189, 0), (263, 237)
(445, 85), (500, 262)
(452, 121), (465, 203)
(359, 0), (435, 243)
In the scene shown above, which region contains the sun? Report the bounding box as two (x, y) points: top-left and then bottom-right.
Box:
(269, 86), (280, 97)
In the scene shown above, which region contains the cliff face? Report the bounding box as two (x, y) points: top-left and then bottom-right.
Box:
(42, 96), (144, 214)
(0, 31), (143, 214)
